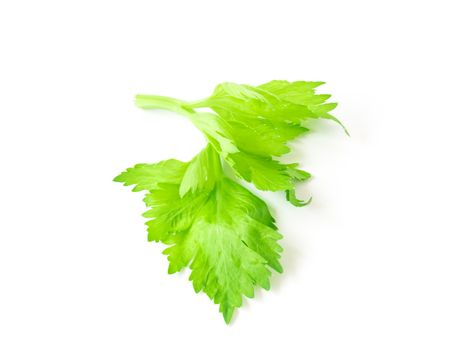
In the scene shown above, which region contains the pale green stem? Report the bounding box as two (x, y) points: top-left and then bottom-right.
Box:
(135, 95), (194, 116)
(186, 99), (210, 108)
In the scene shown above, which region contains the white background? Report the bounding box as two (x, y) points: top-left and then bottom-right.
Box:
(1, 0), (464, 349)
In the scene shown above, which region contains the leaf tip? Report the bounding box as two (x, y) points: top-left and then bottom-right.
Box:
(113, 174), (124, 183)
(222, 307), (234, 324)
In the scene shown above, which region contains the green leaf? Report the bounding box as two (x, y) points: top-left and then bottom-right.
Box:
(259, 80), (349, 135)
(116, 80), (344, 323)
(188, 81), (345, 195)
(286, 163), (311, 182)
(227, 152), (296, 191)
(113, 159), (187, 192)
(188, 112), (239, 156)
(179, 144), (222, 197)
(213, 82), (272, 103)
(146, 177), (282, 324)
(258, 80), (326, 106)
(214, 108), (308, 157)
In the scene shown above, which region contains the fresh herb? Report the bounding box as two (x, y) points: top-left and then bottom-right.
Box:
(114, 81), (345, 323)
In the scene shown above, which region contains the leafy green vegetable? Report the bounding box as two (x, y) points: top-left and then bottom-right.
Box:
(116, 80), (345, 323)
